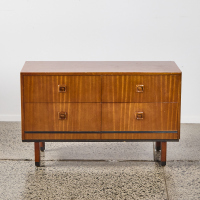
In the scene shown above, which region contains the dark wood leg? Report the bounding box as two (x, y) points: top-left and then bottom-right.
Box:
(156, 142), (161, 151)
(161, 142), (167, 166)
(35, 142), (40, 167)
(40, 142), (45, 152)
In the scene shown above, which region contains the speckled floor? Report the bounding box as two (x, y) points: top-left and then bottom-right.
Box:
(0, 122), (200, 199)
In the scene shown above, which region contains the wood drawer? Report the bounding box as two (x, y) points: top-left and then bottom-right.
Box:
(102, 103), (178, 131)
(24, 76), (101, 102)
(102, 75), (181, 102)
(24, 103), (101, 131)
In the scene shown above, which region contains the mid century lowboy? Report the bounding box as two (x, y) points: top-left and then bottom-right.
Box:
(20, 61), (182, 166)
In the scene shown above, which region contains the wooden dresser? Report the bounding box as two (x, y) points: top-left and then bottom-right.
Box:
(21, 61), (182, 167)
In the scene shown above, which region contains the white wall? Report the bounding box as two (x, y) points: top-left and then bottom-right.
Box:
(0, 0), (200, 122)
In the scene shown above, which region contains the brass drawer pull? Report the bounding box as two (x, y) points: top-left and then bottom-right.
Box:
(58, 85), (66, 93)
(58, 111), (67, 120)
(136, 112), (144, 120)
(136, 85), (144, 92)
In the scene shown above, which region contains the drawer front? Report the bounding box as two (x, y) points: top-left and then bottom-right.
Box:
(102, 75), (181, 102)
(24, 133), (101, 140)
(24, 103), (101, 131)
(102, 103), (178, 131)
(24, 76), (101, 102)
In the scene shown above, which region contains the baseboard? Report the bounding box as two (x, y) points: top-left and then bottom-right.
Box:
(0, 115), (21, 121)
(181, 116), (200, 123)
(0, 115), (200, 123)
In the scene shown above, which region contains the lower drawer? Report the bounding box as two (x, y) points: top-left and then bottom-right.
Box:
(102, 103), (178, 131)
(24, 103), (101, 132)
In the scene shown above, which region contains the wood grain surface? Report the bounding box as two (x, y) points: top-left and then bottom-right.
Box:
(21, 61), (181, 142)
(161, 142), (167, 161)
(24, 76), (101, 102)
(34, 142), (40, 163)
(102, 103), (178, 131)
(20, 74), (25, 140)
(25, 133), (177, 140)
(101, 133), (178, 140)
(25, 133), (101, 140)
(24, 103), (101, 131)
(21, 61), (182, 75)
(102, 75), (181, 102)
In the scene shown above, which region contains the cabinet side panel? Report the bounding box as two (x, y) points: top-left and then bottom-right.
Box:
(20, 73), (25, 140)
(177, 74), (182, 139)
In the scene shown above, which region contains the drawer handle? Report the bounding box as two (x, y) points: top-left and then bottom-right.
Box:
(58, 85), (66, 93)
(58, 111), (67, 120)
(136, 85), (144, 92)
(136, 112), (144, 120)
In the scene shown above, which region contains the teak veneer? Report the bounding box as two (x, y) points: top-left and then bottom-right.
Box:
(21, 61), (182, 167)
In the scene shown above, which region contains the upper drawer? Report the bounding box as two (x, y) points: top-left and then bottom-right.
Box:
(24, 76), (101, 102)
(102, 75), (181, 102)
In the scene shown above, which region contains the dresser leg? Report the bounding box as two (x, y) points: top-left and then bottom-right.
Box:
(155, 142), (161, 151)
(34, 142), (40, 167)
(161, 142), (167, 166)
(40, 142), (45, 152)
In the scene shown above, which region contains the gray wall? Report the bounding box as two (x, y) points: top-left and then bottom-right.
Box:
(0, 0), (200, 122)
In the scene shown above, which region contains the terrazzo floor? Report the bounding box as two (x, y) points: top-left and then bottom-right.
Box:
(0, 122), (200, 200)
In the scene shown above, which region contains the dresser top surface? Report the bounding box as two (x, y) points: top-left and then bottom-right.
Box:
(21, 61), (181, 75)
